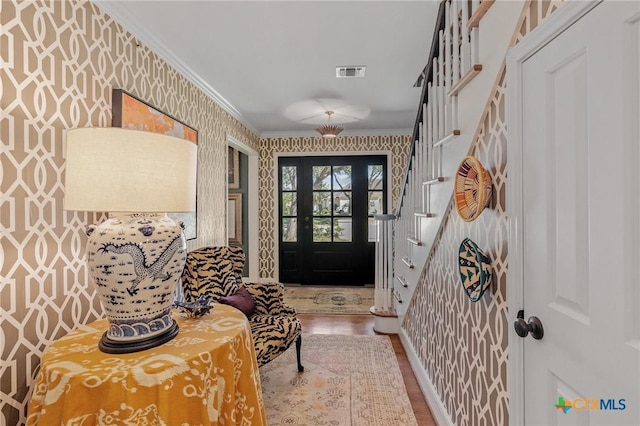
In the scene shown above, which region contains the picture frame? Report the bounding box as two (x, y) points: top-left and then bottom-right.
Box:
(228, 193), (242, 245)
(228, 146), (240, 189)
(112, 89), (198, 240)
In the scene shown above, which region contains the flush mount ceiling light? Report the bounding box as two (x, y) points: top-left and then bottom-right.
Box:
(315, 111), (344, 138)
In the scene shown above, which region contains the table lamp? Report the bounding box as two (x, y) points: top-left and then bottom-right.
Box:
(64, 127), (197, 353)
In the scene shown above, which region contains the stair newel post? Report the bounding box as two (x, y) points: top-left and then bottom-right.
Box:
(372, 214), (398, 334)
(374, 216), (381, 308)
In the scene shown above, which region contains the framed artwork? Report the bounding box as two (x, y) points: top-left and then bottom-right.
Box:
(228, 193), (242, 245)
(112, 89), (198, 240)
(228, 146), (240, 189)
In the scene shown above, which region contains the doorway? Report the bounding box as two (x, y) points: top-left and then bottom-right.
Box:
(227, 135), (259, 280)
(278, 155), (387, 285)
(507, 1), (640, 424)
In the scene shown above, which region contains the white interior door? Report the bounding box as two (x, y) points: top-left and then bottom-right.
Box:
(508, 1), (640, 425)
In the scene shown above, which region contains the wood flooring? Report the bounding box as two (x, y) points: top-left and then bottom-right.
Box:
(297, 313), (438, 426)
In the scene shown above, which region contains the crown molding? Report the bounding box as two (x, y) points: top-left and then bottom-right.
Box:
(92, 0), (260, 136)
(93, 1), (413, 141)
(260, 128), (412, 139)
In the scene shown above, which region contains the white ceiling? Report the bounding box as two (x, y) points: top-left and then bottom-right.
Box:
(94, 1), (440, 138)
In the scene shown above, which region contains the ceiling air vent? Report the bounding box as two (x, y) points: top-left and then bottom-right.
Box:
(336, 66), (366, 78)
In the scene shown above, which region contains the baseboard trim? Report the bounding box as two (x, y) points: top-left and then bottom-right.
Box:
(399, 328), (454, 426)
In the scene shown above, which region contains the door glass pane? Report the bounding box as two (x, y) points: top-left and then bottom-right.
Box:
(368, 164), (384, 190)
(368, 218), (377, 242)
(333, 192), (352, 216)
(333, 165), (352, 190)
(312, 166), (332, 190)
(313, 218), (332, 242)
(282, 192), (297, 216)
(281, 166), (297, 190)
(334, 218), (352, 242)
(282, 218), (297, 242)
(313, 192), (331, 215)
(368, 191), (383, 215)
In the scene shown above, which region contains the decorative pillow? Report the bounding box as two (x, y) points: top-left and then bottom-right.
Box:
(218, 286), (256, 317)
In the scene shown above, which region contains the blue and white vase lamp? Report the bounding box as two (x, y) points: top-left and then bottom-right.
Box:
(64, 127), (197, 353)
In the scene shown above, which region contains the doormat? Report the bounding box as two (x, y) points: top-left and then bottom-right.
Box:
(260, 334), (418, 426)
(283, 286), (374, 314)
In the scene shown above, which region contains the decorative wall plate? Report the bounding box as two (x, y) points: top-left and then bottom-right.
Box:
(458, 238), (493, 302)
(454, 156), (492, 222)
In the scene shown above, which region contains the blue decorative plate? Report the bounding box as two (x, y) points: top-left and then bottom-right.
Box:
(458, 238), (493, 302)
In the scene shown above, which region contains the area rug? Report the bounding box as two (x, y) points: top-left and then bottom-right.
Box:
(260, 334), (418, 426)
(283, 286), (374, 314)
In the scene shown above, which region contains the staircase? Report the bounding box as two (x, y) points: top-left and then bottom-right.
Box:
(373, 0), (524, 323)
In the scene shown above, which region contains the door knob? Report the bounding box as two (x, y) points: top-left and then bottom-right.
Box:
(514, 310), (544, 340)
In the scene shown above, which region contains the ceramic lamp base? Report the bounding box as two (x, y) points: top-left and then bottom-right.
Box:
(86, 212), (187, 353)
(98, 320), (180, 354)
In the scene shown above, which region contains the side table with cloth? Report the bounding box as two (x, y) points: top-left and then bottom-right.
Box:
(26, 304), (266, 425)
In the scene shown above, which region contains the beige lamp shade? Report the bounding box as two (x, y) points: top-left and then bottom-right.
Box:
(64, 127), (197, 213)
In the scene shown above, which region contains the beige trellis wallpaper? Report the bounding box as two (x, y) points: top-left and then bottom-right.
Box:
(401, 1), (565, 425)
(1, 0), (565, 424)
(0, 1), (258, 423)
(257, 135), (411, 279)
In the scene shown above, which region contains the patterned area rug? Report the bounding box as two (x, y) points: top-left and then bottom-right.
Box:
(260, 334), (418, 426)
(283, 286), (374, 314)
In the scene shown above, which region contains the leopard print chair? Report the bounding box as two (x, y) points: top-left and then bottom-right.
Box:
(181, 246), (303, 372)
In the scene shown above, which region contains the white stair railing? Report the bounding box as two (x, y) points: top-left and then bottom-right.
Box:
(392, 0), (493, 308)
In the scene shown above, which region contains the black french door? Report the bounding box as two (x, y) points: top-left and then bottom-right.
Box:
(278, 155), (387, 285)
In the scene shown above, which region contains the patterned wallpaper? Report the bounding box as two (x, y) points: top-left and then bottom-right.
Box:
(0, 0), (565, 424)
(401, 1), (565, 425)
(257, 135), (411, 279)
(0, 1), (258, 424)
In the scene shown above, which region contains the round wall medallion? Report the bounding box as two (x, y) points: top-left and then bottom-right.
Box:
(454, 156), (492, 222)
(458, 238), (493, 302)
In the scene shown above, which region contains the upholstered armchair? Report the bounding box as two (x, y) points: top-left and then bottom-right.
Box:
(180, 246), (303, 372)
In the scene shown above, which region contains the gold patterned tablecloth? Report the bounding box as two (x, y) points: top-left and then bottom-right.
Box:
(26, 304), (266, 425)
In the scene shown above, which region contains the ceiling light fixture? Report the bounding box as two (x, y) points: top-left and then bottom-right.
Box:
(315, 111), (343, 138)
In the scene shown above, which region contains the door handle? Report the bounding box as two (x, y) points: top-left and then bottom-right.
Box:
(514, 310), (544, 340)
